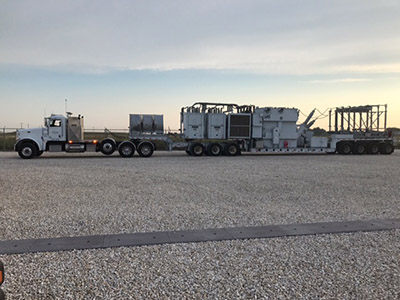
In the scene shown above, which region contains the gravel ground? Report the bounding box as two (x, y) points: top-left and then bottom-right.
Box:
(0, 151), (399, 299)
(0, 230), (399, 299)
(0, 151), (399, 240)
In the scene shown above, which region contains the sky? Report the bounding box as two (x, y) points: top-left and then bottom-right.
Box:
(1, 0), (399, 130)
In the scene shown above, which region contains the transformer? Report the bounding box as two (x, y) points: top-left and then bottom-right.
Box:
(252, 107), (299, 148)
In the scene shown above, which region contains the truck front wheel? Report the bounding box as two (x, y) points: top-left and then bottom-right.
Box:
(18, 142), (37, 159)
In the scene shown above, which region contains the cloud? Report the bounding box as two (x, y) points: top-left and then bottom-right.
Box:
(0, 0), (399, 75)
(330, 64), (400, 74)
(306, 78), (371, 84)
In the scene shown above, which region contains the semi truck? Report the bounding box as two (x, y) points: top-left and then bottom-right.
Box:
(14, 102), (394, 159)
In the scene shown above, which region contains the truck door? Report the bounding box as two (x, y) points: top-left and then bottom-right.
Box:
(48, 118), (65, 141)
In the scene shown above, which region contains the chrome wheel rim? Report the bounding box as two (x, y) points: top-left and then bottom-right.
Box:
(121, 145), (133, 156)
(228, 145), (236, 155)
(194, 146), (202, 155)
(141, 145), (151, 156)
(211, 145), (220, 155)
(22, 147), (32, 157)
(103, 142), (113, 152)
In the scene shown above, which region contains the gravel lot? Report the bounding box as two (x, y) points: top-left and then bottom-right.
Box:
(1, 231), (399, 299)
(0, 150), (399, 299)
(0, 151), (399, 240)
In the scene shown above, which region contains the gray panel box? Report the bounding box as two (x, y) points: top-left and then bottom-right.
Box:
(183, 113), (205, 139)
(130, 114), (164, 135)
(207, 113), (226, 139)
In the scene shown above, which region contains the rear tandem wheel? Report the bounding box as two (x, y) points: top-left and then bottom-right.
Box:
(379, 143), (394, 155)
(138, 142), (155, 157)
(118, 141), (136, 158)
(206, 143), (222, 156)
(224, 143), (240, 156)
(337, 142), (352, 155)
(352, 142), (366, 155)
(190, 143), (205, 156)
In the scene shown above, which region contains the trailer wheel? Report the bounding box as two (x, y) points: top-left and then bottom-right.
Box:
(367, 143), (379, 154)
(379, 143), (394, 155)
(338, 142), (352, 155)
(138, 142), (154, 157)
(224, 143), (239, 156)
(353, 142), (366, 155)
(190, 143), (204, 156)
(100, 139), (116, 155)
(18, 142), (37, 159)
(118, 141), (136, 157)
(207, 143), (222, 156)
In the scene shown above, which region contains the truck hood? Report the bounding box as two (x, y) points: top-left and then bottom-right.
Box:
(16, 128), (43, 140)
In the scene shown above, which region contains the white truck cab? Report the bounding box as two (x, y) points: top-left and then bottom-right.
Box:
(45, 115), (67, 142)
(14, 113), (117, 159)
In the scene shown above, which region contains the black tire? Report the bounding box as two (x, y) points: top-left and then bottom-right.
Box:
(190, 143), (204, 156)
(18, 142), (37, 159)
(224, 143), (239, 156)
(353, 142), (366, 155)
(138, 142), (154, 157)
(118, 141), (135, 157)
(367, 143), (379, 154)
(100, 139), (116, 155)
(0, 288), (4, 300)
(338, 142), (352, 155)
(185, 149), (191, 156)
(379, 143), (394, 155)
(206, 143), (222, 156)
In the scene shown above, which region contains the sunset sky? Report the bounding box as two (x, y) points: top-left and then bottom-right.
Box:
(1, 0), (399, 130)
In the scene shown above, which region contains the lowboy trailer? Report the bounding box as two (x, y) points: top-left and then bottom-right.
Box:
(14, 102), (394, 159)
